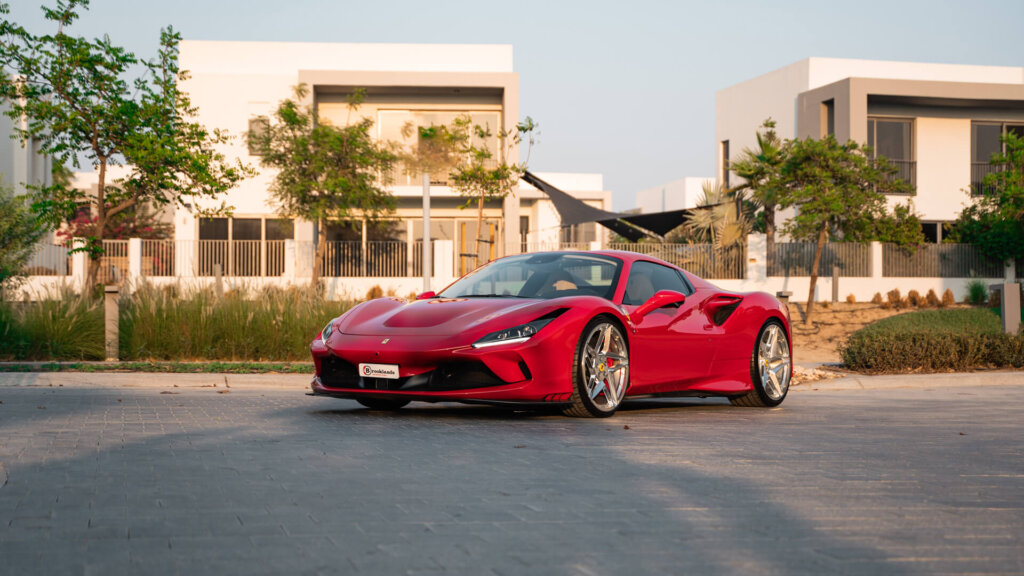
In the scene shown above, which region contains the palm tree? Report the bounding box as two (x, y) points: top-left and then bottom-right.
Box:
(685, 180), (752, 251)
(730, 119), (786, 260)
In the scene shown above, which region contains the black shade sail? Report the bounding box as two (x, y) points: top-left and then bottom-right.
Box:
(521, 171), (693, 242)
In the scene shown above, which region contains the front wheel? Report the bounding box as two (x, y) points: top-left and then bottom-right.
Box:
(356, 397), (411, 411)
(730, 319), (791, 407)
(563, 317), (630, 418)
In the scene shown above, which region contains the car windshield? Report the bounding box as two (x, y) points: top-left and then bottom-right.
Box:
(439, 253), (623, 300)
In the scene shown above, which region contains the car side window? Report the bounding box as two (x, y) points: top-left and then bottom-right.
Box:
(622, 261), (692, 306)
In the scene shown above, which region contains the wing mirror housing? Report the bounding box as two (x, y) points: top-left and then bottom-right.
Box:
(415, 291), (436, 300)
(629, 290), (686, 323)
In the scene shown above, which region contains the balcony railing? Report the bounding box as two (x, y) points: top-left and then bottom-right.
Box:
(881, 159), (916, 191)
(971, 162), (1003, 196)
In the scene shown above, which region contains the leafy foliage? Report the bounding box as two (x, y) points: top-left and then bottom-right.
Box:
(730, 119), (785, 252)
(679, 180), (752, 250)
(447, 115), (536, 261)
(0, 1), (251, 286)
(250, 84), (397, 287)
(0, 187), (47, 288)
(777, 135), (923, 323)
(947, 131), (1024, 265)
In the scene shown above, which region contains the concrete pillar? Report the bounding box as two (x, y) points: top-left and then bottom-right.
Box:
(71, 238), (88, 292)
(177, 240), (196, 278)
(433, 240), (455, 284)
(870, 242), (883, 280)
(503, 190), (520, 257)
(128, 238), (142, 290)
(746, 234), (767, 283)
(990, 283), (1021, 335)
(104, 285), (119, 361)
(283, 239), (296, 283)
(1005, 259), (1016, 283)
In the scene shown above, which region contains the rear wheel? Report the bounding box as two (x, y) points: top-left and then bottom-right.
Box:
(563, 317), (630, 418)
(730, 320), (791, 407)
(356, 397), (411, 411)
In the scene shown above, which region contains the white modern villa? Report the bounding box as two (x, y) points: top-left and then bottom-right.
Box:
(716, 57), (1024, 243)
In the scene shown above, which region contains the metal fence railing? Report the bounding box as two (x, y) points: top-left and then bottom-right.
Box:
(24, 243), (71, 276)
(883, 243), (1003, 278)
(140, 239), (175, 277)
(98, 240), (129, 284)
(607, 243), (746, 280)
(769, 242), (872, 277)
(971, 162), (1002, 196)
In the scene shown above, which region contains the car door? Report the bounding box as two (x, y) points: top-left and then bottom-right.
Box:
(621, 261), (713, 394)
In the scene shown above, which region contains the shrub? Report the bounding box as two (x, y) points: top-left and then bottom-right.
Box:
(871, 292), (883, 304)
(941, 289), (955, 307)
(907, 290), (921, 307)
(119, 284), (355, 361)
(886, 289), (902, 309)
(841, 308), (1024, 372)
(966, 279), (988, 305)
(846, 294), (856, 304)
(0, 288), (104, 360)
(365, 285), (383, 300)
(924, 289), (940, 308)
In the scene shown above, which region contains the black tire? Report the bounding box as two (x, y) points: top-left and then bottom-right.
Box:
(730, 319), (791, 407)
(563, 316), (629, 418)
(356, 397), (411, 411)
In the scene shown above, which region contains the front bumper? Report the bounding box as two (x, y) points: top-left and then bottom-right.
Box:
(309, 325), (579, 404)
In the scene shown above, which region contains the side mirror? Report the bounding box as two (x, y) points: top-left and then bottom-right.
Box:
(416, 291), (436, 300)
(629, 290), (686, 323)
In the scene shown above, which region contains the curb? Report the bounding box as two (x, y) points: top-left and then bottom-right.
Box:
(0, 372), (312, 389)
(796, 370), (1024, 391)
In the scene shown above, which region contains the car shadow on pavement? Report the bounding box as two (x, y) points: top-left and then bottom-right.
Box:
(0, 385), (912, 575)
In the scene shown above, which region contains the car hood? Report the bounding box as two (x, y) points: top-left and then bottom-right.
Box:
(335, 297), (556, 338)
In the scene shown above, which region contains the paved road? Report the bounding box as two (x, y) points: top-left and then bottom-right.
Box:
(0, 373), (1022, 576)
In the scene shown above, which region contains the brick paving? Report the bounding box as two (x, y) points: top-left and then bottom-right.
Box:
(0, 373), (1022, 575)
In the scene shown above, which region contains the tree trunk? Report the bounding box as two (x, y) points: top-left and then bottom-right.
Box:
(86, 159), (107, 291)
(804, 222), (828, 325)
(312, 217), (326, 291)
(765, 205), (775, 271)
(475, 193), (485, 265)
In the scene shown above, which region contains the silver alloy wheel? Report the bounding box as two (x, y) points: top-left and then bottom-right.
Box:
(581, 323), (629, 412)
(758, 323), (791, 401)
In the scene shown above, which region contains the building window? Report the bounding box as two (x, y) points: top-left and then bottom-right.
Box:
(377, 110), (502, 186)
(867, 117), (915, 191)
(720, 140), (730, 188)
(971, 121), (1024, 195)
(822, 100), (835, 137)
(198, 216), (293, 276)
(247, 117), (270, 156)
(560, 223), (595, 245)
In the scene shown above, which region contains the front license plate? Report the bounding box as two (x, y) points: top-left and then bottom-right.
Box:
(358, 363), (400, 380)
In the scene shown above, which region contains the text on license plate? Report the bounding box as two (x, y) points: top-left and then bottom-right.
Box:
(358, 363), (400, 379)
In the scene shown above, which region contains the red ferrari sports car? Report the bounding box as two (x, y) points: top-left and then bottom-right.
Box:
(309, 250), (792, 417)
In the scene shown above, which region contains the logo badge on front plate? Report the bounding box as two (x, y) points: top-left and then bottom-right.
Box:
(381, 338), (390, 344)
(359, 363), (399, 379)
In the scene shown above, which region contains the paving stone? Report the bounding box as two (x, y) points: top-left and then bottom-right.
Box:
(0, 377), (1021, 574)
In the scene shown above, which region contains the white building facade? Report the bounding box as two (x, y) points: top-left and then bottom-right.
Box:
(716, 58), (1024, 242)
(633, 177), (714, 214)
(171, 41), (609, 293)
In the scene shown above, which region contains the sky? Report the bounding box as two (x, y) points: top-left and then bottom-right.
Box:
(6, 0), (1024, 210)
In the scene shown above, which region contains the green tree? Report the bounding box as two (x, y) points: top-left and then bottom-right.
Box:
(730, 118), (786, 259)
(251, 85), (397, 288)
(947, 131), (1024, 270)
(683, 180), (753, 250)
(778, 136), (922, 324)
(447, 115), (536, 264)
(0, 187), (46, 289)
(0, 0), (250, 288)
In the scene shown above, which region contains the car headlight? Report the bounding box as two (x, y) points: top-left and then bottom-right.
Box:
(472, 318), (553, 349)
(320, 320), (334, 344)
